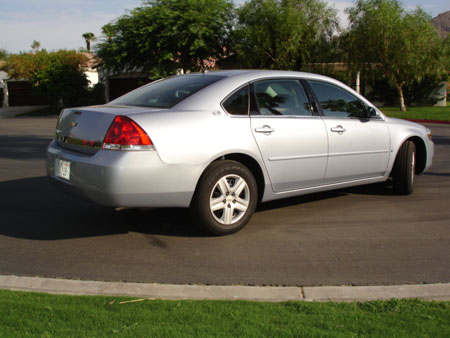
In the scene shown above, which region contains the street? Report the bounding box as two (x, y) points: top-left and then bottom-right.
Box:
(0, 117), (449, 286)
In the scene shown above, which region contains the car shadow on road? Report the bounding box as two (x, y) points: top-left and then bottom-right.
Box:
(0, 135), (53, 160)
(423, 172), (450, 177)
(0, 176), (205, 241)
(340, 181), (396, 196)
(257, 181), (394, 212)
(0, 176), (413, 241)
(431, 135), (450, 145)
(257, 190), (347, 212)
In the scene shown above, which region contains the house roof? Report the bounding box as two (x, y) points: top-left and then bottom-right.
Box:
(81, 53), (101, 69)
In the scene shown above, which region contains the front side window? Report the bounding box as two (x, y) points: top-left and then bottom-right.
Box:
(253, 79), (312, 116)
(110, 74), (224, 109)
(222, 85), (249, 116)
(309, 80), (366, 118)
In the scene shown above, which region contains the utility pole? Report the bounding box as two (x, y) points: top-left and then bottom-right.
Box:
(356, 71), (361, 94)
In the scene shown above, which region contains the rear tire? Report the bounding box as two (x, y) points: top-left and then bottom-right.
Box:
(392, 140), (416, 195)
(190, 160), (257, 236)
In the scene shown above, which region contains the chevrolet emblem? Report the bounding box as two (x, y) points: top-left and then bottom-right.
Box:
(70, 121), (77, 127)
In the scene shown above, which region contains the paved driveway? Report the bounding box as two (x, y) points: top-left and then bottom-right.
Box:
(0, 106), (48, 119)
(0, 117), (449, 286)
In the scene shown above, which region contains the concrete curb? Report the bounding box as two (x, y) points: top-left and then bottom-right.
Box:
(0, 275), (302, 302)
(1, 275), (449, 302)
(303, 284), (450, 301)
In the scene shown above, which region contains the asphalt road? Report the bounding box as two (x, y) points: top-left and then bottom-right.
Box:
(0, 117), (449, 286)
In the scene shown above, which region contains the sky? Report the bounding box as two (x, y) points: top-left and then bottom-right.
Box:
(0, 0), (448, 53)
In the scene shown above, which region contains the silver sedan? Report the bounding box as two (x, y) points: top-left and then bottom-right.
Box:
(46, 70), (434, 235)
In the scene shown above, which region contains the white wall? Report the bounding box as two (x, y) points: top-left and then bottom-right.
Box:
(85, 70), (99, 87)
(0, 70), (8, 107)
(433, 81), (447, 107)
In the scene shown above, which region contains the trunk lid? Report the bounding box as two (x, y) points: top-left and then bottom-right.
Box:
(56, 105), (162, 154)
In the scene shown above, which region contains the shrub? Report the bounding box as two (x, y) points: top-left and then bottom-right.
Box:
(366, 74), (447, 106)
(3, 50), (90, 107)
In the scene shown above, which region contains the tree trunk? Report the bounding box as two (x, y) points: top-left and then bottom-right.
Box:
(396, 85), (407, 112)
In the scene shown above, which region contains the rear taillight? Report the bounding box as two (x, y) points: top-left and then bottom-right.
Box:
(103, 115), (153, 151)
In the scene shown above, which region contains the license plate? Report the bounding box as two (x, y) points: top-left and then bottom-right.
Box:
(57, 159), (71, 180)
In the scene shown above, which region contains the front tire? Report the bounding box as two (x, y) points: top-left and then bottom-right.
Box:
(191, 160), (257, 235)
(392, 140), (416, 195)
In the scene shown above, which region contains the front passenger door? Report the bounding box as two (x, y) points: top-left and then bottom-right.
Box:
(308, 80), (390, 183)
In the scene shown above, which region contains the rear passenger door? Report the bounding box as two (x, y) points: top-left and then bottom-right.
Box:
(250, 79), (328, 192)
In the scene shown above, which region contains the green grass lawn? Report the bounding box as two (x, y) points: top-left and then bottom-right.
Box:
(381, 105), (450, 121)
(0, 290), (449, 337)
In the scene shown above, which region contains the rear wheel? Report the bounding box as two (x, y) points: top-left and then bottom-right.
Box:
(191, 160), (257, 235)
(392, 140), (416, 195)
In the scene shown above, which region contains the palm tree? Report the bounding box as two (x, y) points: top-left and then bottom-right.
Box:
(102, 24), (116, 43)
(82, 32), (96, 52)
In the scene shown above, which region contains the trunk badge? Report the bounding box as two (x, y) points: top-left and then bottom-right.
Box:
(70, 121), (77, 127)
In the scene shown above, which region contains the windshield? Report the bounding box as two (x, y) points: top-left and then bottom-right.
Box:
(109, 74), (225, 108)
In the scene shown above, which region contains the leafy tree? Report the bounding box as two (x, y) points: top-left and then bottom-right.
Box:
(443, 36), (450, 70)
(233, 0), (339, 70)
(3, 50), (89, 106)
(366, 71), (447, 106)
(31, 40), (40, 53)
(82, 32), (96, 52)
(97, 0), (234, 78)
(0, 48), (8, 60)
(345, 0), (446, 111)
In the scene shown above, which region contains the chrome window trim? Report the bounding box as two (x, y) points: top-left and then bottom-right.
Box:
(320, 115), (385, 121)
(57, 135), (102, 149)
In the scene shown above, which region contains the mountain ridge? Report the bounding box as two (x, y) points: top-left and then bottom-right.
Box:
(432, 10), (450, 39)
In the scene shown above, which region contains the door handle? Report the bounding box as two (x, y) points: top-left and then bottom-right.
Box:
(255, 125), (275, 134)
(330, 125), (346, 133)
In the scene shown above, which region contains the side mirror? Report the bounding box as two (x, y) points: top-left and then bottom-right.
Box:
(365, 106), (377, 118)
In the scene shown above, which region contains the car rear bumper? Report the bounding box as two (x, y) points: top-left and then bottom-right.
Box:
(46, 139), (201, 208)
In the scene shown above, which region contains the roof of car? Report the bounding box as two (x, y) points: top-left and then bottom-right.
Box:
(187, 69), (335, 82)
(190, 69), (306, 77)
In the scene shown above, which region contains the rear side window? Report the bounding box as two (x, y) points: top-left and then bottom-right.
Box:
(222, 85), (249, 116)
(110, 74), (224, 109)
(253, 79), (312, 116)
(309, 80), (366, 118)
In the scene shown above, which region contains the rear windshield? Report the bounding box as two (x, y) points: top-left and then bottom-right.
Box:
(109, 74), (225, 108)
